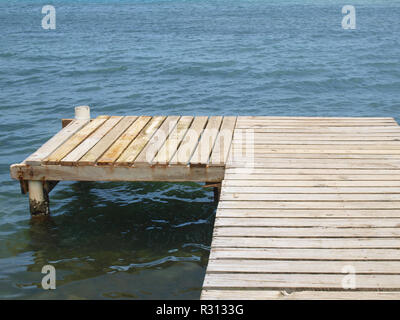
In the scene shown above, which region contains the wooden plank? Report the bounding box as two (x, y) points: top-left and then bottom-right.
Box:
(96, 116), (150, 166)
(213, 227), (400, 238)
(220, 193), (400, 201)
(237, 116), (395, 120)
(153, 116), (193, 165)
(209, 248), (400, 260)
(190, 116), (223, 166)
(211, 237), (400, 248)
(169, 116), (208, 165)
(201, 290), (400, 300)
(235, 121), (398, 126)
(234, 140), (400, 145)
(236, 117), (397, 122)
(60, 116), (123, 165)
(133, 116), (180, 166)
(236, 133), (400, 139)
(229, 162), (400, 169)
(43, 117), (109, 165)
(203, 273), (400, 289)
(246, 126), (400, 131)
(244, 154), (400, 160)
(233, 143), (400, 149)
(115, 116), (165, 166)
(223, 174), (400, 181)
(222, 186), (400, 194)
(236, 118), (397, 123)
(24, 119), (90, 166)
(10, 163), (224, 182)
(232, 147), (400, 154)
(225, 168), (400, 174)
(218, 201), (400, 209)
(215, 208), (400, 218)
(78, 116), (138, 166)
(209, 116), (237, 166)
(222, 180), (400, 187)
(206, 260), (400, 273)
(214, 218), (400, 228)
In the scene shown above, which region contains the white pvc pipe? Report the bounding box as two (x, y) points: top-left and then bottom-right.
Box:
(74, 105), (90, 120)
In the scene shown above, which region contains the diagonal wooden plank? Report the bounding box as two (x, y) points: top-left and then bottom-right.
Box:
(43, 116), (109, 165)
(24, 119), (90, 166)
(190, 116), (223, 167)
(115, 116), (166, 166)
(169, 116), (208, 166)
(60, 116), (123, 166)
(133, 116), (180, 166)
(153, 116), (194, 165)
(95, 116), (150, 166)
(208, 116), (237, 167)
(78, 116), (138, 166)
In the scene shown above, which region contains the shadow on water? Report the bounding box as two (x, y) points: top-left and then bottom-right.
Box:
(6, 181), (216, 299)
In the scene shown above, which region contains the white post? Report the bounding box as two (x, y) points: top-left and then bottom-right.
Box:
(74, 105), (90, 120)
(28, 180), (49, 216)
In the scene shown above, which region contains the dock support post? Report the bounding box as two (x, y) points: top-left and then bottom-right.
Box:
(213, 183), (221, 203)
(28, 181), (49, 216)
(204, 182), (222, 203)
(75, 105), (90, 120)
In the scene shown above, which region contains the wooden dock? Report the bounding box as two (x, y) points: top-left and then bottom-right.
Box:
(202, 116), (400, 300)
(10, 107), (400, 299)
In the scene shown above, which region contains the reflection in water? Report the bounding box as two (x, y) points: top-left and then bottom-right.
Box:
(2, 181), (215, 299)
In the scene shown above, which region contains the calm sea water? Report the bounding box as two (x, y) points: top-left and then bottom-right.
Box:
(0, 0), (399, 299)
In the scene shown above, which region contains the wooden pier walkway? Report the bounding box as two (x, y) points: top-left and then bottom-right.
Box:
(9, 107), (400, 299)
(202, 116), (400, 300)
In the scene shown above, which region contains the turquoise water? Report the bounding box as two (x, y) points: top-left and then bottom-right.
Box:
(1, 0), (400, 299)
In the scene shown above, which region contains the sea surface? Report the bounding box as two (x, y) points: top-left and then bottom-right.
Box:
(0, 0), (399, 299)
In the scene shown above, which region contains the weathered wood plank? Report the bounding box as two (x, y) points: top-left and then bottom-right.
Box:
(96, 116), (150, 166)
(203, 273), (400, 289)
(223, 174), (400, 181)
(214, 217), (400, 228)
(115, 116), (165, 166)
(209, 116), (237, 166)
(134, 116), (180, 166)
(214, 227), (400, 238)
(225, 168), (400, 174)
(10, 163), (224, 182)
(222, 180), (400, 187)
(211, 237), (400, 248)
(201, 290), (400, 300)
(43, 117), (109, 165)
(190, 116), (223, 166)
(222, 186), (400, 194)
(153, 116), (193, 165)
(237, 116), (395, 120)
(218, 201), (400, 209)
(79, 116), (138, 166)
(206, 260), (400, 273)
(60, 116), (122, 165)
(24, 119), (90, 166)
(215, 208), (400, 218)
(220, 193), (400, 201)
(169, 116), (209, 165)
(209, 248), (400, 260)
